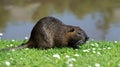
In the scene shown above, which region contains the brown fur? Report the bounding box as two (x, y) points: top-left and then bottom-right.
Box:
(1, 16), (89, 51)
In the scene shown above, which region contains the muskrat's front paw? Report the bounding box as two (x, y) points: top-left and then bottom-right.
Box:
(72, 45), (79, 49)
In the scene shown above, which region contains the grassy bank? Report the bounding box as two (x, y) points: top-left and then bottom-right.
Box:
(0, 40), (120, 67)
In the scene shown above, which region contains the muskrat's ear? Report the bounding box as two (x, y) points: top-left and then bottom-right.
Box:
(68, 28), (75, 32)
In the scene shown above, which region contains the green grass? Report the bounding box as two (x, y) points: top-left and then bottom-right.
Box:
(0, 40), (120, 67)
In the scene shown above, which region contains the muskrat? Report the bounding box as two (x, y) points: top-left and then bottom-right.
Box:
(1, 16), (89, 51)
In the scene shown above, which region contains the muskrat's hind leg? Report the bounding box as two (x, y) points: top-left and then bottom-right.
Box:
(35, 28), (54, 49)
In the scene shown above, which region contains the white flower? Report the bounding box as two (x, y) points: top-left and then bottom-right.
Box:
(103, 48), (106, 50)
(53, 54), (60, 59)
(86, 41), (89, 43)
(70, 58), (76, 62)
(25, 48), (29, 50)
(66, 58), (76, 67)
(107, 47), (111, 50)
(92, 51), (96, 53)
(11, 49), (15, 51)
(114, 41), (118, 43)
(10, 44), (13, 47)
(5, 61), (10, 66)
(25, 37), (29, 39)
(88, 65), (92, 67)
(20, 58), (23, 60)
(91, 44), (95, 46)
(75, 49), (78, 51)
(66, 60), (70, 64)
(92, 48), (96, 50)
(95, 63), (100, 67)
(83, 49), (89, 52)
(0, 33), (3, 36)
(65, 55), (70, 58)
(68, 64), (73, 67)
(12, 39), (15, 42)
(118, 63), (120, 67)
(74, 54), (79, 57)
(66, 58), (76, 64)
(97, 52), (101, 55)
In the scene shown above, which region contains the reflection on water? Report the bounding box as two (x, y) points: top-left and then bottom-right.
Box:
(0, 0), (120, 41)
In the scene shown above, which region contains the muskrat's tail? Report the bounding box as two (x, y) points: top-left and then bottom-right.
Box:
(0, 43), (29, 52)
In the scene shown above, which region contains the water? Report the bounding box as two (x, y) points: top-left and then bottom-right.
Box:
(0, 0), (120, 41)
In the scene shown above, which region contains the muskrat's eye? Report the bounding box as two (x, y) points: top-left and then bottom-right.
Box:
(69, 28), (75, 32)
(78, 32), (81, 34)
(78, 32), (81, 35)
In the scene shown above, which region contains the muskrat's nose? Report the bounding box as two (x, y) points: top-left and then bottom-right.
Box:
(85, 37), (89, 41)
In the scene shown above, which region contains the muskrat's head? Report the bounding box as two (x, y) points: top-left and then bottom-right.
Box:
(67, 26), (89, 49)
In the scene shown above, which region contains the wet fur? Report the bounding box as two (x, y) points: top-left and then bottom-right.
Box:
(0, 16), (88, 51)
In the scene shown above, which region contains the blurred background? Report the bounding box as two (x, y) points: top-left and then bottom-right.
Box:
(0, 0), (120, 41)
